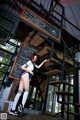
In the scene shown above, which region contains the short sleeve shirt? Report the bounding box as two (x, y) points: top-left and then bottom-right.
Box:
(26, 60), (35, 71)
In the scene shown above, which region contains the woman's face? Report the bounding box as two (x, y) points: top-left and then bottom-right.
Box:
(33, 55), (38, 62)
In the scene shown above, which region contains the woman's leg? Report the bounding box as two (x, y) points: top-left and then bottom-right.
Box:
(11, 78), (24, 111)
(21, 73), (30, 108)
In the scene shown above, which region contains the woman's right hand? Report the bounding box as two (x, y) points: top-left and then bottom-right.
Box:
(26, 68), (34, 75)
(29, 71), (34, 75)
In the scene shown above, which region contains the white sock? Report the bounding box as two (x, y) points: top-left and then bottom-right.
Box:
(12, 92), (22, 111)
(22, 91), (29, 108)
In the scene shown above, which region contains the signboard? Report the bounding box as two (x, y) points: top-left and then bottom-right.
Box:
(20, 7), (61, 42)
(9, 43), (36, 80)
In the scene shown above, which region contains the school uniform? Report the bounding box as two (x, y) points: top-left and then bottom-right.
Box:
(20, 60), (35, 80)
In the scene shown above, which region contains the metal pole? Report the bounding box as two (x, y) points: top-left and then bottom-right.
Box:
(75, 52), (80, 113)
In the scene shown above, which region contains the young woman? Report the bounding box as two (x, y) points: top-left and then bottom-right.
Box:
(9, 54), (48, 116)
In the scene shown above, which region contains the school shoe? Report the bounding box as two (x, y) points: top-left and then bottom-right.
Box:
(18, 104), (23, 116)
(9, 109), (18, 116)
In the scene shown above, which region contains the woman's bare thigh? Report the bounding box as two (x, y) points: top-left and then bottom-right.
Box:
(18, 78), (24, 91)
(21, 73), (30, 90)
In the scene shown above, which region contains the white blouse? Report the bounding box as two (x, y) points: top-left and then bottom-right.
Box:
(26, 60), (35, 71)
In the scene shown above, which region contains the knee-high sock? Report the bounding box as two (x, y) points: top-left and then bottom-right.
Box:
(12, 92), (22, 111)
(22, 91), (29, 108)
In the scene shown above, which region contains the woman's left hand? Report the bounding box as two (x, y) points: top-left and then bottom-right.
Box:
(44, 59), (49, 63)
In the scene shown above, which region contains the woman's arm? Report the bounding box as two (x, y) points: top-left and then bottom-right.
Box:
(21, 64), (33, 75)
(35, 59), (48, 69)
(21, 64), (27, 71)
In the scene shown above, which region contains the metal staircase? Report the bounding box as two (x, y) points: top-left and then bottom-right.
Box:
(23, 31), (79, 120)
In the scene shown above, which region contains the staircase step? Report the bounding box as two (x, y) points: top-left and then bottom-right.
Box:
(29, 31), (36, 37)
(43, 69), (61, 76)
(31, 34), (44, 47)
(65, 111), (80, 117)
(44, 60), (54, 67)
(38, 47), (49, 56)
(74, 103), (80, 107)
(25, 31), (35, 43)
(55, 50), (73, 65)
(56, 91), (73, 96)
(50, 58), (59, 64)
(58, 101), (73, 105)
(49, 80), (73, 86)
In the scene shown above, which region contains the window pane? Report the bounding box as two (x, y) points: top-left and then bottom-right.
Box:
(0, 43), (16, 53)
(0, 56), (10, 64)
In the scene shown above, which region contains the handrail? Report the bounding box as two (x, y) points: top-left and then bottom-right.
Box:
(52, 9), (80, 32)
(61, 37), (79, 68)
(7, 0), (80, 33)
(30, 0), (80, 32)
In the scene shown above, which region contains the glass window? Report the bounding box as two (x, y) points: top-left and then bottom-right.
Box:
(0, 38), (21, 82)
(0, 43), (16, 53)
(0, 56), (10, 64)
(10, 39), (21, 46)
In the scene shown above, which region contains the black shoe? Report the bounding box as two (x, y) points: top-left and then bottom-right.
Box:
(9, 109), (18, 116)
(18, 104), (23, 117)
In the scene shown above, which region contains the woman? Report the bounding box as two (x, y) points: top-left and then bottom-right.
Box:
(9, 54), (48, 116)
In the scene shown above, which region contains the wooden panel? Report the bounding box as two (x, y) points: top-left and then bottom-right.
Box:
(44, 69), (61, 76)
(24, 31), (35, 44)
(38, 47), (49, 56)
(31, 34), (44, 47)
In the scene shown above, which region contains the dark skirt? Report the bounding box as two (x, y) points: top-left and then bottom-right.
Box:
(20, 71), (32, 81)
